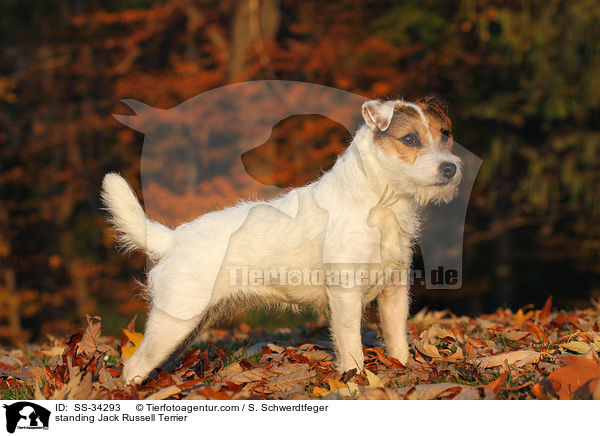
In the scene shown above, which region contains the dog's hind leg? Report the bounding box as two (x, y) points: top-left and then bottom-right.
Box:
(122, 306), (203, 385)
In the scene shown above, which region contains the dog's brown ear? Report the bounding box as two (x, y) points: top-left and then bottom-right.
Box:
(362, 100), (395, 132)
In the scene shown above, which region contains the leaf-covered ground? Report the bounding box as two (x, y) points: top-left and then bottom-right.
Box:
(1, 297), (599, 400)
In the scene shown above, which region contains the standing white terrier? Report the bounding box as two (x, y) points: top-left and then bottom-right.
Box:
(102, 95), (462, 384)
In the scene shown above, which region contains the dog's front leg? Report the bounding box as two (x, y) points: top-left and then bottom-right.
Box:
(378, 283), (410, 364)
(326, 287), (364, 373)
(123, 306), (202, 385)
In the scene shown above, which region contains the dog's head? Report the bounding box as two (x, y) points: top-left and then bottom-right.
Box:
(361, 95), (462, 205)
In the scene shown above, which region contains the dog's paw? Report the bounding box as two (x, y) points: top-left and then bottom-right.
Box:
(388, 347), (409, 365)
(336, 356), (365, 374)
(123, 357), (151, 385)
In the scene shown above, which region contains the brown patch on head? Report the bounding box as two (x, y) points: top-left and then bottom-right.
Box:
(374, 96), (453, 164)
(416, 94), (450, 118)
(416, 94), (453, 150)
(373, 105), (421, 164)
(372, 96), (454, 163)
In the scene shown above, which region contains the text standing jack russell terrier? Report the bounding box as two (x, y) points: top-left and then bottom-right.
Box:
(102, 95), (462, 384)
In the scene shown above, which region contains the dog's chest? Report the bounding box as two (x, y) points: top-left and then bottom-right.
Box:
(362, 206), (415, 302)
(378, 205), (416, 265)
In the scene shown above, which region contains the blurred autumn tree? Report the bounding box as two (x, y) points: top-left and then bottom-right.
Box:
(0, 0), (598, 344)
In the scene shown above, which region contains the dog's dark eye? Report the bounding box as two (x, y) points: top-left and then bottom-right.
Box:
(399, 134), (420, 147)
(440, 129), (451, 143)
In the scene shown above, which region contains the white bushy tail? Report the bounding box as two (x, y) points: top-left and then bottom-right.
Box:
(101, 173), (173, 260)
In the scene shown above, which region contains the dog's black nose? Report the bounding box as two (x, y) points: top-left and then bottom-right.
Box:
(439, 162), (457, 178)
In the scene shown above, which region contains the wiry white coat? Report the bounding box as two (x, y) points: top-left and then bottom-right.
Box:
(102, 99), (462, 384)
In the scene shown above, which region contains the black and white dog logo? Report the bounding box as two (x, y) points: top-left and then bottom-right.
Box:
(3, 402), (50, 433)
